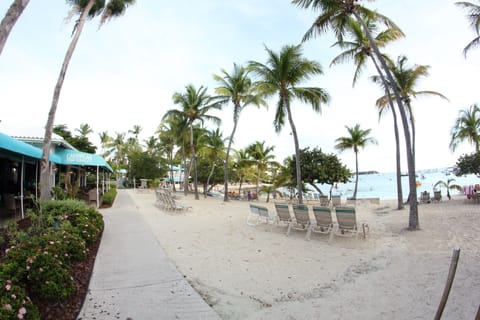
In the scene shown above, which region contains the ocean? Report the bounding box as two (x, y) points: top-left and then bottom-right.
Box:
(311, 168), (479, 200)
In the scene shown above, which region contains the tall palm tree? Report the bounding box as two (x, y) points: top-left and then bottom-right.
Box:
(232, 148), (254, 197)
(0, 0), (30, 56)
(213, 63), (267, 202)
(129, 125), (142, 143)
(98, 131), (111, 157)
(144, 136), (158, 156)
(331, 17), (405, 209)
(292, 0), (421, 229)
(456, 1), (480, 57)
(335, 124), (377, 199)
(450, 104), (480, 152)
(39, 0), (135, 201)
(164, 84), (221, 200)
(246, 141), (277, 199)
(248, 44), (330, 204)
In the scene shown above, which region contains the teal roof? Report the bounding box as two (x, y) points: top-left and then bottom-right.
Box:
(54, 148), (113, 172)
(0, 132), (61, 162)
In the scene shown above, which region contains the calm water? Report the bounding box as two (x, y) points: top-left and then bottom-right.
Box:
(312, 168), (479, 200)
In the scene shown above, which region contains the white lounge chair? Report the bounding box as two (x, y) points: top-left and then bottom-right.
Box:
(333, 206), (369, 240)
(288, 204), (311, 239)
(309, 205), (334, 241)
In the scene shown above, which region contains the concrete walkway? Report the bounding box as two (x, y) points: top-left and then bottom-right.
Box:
(77, 190), (220, 320)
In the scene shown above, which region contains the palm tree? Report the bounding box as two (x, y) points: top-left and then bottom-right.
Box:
(144, 136), (158, 156)
(39, 0), (135, 201)
(129, 125), (142, 143)
(334, 124), (377, 199)
(456, 1), (480, 57)
(246, 141), (277, 199)
(213, 63), (266, 202)
(164, 84), (221, 200)
(292, 0), (421, 229)
(450, 104), (480, 152)
(198, 127), (226, 197)
(248, 44), (329, 204)
(232, 148), (254, 197)
(76, 123), (93, 138)
(98, 131), (111, 157)
(434, 178), (463, 200)
(0, 0), (30, 56)
(330, 17), (405, 209)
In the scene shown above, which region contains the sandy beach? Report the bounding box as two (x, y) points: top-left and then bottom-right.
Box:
(129, 190), (479, 320)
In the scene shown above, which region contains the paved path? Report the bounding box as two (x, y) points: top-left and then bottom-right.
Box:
(77, 190), (220, 320)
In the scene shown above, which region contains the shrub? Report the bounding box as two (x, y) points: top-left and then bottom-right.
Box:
(102, 188), (117, 205)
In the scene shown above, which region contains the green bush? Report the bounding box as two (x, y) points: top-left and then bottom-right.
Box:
(102, 188), (117, 205)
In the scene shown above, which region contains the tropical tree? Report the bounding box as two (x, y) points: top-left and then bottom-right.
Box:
(330, 17), (405, 209)
(434, 178), (463, 200)
(163, 84), (221, 200)
(144, 136), (159, 156)
(129, 125), (142, 143)
(335, 124), (377, 199)
(76, 123), (93, 138)
(454, 151), (480, 176)
(248, 44), (330, 204)
(197, 127), (226, 197)
(232, 148), (254, 197)
(213, 63), (266, 202)
(450, 104), (480, 152)
(39, 0), (135, 201)
(293, 0), (421, 229)
(246, 141), (278, 198)
(0, 0), (30, 56)
(456, 1), (480, 57)
(98, 131), (111, 157)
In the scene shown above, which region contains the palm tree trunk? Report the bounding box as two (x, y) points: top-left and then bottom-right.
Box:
(39, 0), (95, 201)
(355, 12), (418, 229)
(205, 164), (216, 198)
(285, 101), (303, 204)
(0, 0), (29, 56)
(224, 117), (239, 202)
(370, 54), (404, 209)
(353, 150), (359, 199)
(190, 125), (199, 200)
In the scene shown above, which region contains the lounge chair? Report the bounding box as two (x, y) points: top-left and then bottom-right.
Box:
(289, 204), (311, 239)
(432, 190), (442, 202)
(331, 195), (341, 207)
(309, 206), (334, 241)
(333, 206), (369, 240)
(247, 203), (278, 227)
(420, 191), (431, 204)
(319, 195), (329, 206)
(273, 203), (293, 233)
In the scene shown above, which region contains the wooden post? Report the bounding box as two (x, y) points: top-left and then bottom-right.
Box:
(434, 247), (460, 320)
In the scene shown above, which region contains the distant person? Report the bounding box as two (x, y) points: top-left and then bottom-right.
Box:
(247, 191), (252, 201)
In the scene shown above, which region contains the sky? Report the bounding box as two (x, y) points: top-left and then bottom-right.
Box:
(0, 0), (479, 173)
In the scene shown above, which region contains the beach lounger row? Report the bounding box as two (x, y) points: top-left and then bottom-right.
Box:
(247, 202), (369, 241)
(155, 188), (191, 211)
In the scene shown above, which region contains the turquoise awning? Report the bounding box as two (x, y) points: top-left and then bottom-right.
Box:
(0, 132), (61, 163)
(54, 148), (113, 172)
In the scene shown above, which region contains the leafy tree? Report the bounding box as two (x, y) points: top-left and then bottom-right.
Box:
(53, 124), (96, 153)
(0, 0), (30, 56)
(454, 151), (480, 176)
(197, 128), (226, 198)
(433, 178), (463, 200)
(40, 0), (135, 200)
(248, 44), (330, 204)
(456, 1), (480, 57)
(231, 148), (255, 197)
(76, 123), (93, 138)
(128, 150), (164, 184)
(289, 147), (352, 198)
(213, 63), (266, 202)
(246, 141), (278, 198)
(335, 124), (377, 199)
(450, 104), (480, 152)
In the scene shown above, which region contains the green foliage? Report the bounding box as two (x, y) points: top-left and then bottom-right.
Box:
(0, 265), (40, 320)
(128, 150), (164, 181)
(433, 178), (463, 200)
(102, 188), (117, 205)
(454, 151), (480, 176)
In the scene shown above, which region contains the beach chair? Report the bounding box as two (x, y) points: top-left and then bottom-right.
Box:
(331, 195), (341, 207)
(333, 206), (369, 240)
(310, 206), (334, 241)
(432, 190), (442, 202)
(319, 195), (329, 206)
(273, 203), (293, 234)
(289, 204), (311, 239)
(247, 204), (279, 227)
(420, 191), (431, 204)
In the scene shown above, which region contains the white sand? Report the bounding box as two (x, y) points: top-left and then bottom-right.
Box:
(130, 190), (480, 320)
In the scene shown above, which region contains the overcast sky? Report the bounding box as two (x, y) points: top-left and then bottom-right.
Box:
(0, 0), (479, 173)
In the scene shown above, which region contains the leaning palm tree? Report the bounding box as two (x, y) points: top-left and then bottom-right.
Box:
(197, 127), (226, 197)
(450, 104), (480, 152)
(39, 0), (135, 201)
(163, 84), (222, 200)
(0, 0), (30, 56)
(434, 178), (463, 200)
(293, 0), (420, 229)
(331, 17), (405, 209)
(248, 44), (330, 204)
(334, 124), (377, 199)
(213, 63), (267, 202)
(456, 1), (480, 57)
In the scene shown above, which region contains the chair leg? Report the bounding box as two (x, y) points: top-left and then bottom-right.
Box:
(305, 227), (312, 241)
(286, 222), (292, 236)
